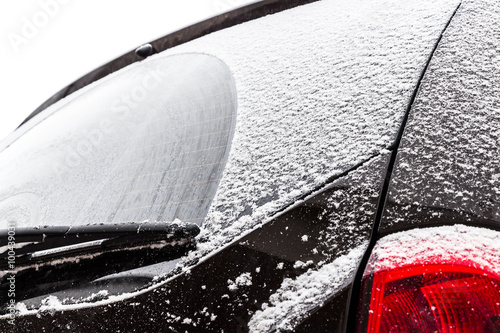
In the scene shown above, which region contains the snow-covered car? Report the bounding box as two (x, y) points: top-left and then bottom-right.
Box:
(1, 0), (499, 331)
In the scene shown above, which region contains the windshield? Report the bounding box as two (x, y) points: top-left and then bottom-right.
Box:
(0, 53), (237, 230)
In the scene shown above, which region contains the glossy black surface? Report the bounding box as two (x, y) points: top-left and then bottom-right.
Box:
(6, 154), (389, 332)
(1, 242), (194, 309)
(0, 225), (199, 309)
(135, 44), (155, 58)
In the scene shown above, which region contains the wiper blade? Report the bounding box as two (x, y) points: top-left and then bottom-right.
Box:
(0, 222), (199, 269)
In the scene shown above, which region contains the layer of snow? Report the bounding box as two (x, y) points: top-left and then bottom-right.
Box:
(248, 244), (366, 333)
(369, 225), (500, 276)
(383, 0), (500, 229)
(163, 0), (461, 240)
(0, 0), (460, 243)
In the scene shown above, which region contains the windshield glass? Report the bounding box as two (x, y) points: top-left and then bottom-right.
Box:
(0, 53), (237, 230)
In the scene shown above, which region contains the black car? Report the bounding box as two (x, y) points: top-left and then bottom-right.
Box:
(1, 0), (499, 331)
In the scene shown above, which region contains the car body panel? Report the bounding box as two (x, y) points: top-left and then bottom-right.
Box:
(380, 0), (500, 235)
(153, 0), (460, 242)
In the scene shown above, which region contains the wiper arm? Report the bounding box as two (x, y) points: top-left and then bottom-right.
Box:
(0, 222), (200, 269)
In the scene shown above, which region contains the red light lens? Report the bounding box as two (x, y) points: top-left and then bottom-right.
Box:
(366, 264), (500, 332)
(357, 227), (500, 333)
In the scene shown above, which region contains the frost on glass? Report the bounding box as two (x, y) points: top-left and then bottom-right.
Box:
(0, 53), (237, 229)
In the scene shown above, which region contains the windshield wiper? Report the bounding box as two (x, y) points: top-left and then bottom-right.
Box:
(0, 222), (199, 269)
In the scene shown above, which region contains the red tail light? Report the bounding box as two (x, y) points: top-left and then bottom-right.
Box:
(357, 226), (500, 333)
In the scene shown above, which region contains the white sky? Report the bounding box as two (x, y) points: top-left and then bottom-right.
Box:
(0, 0), (257, 142)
